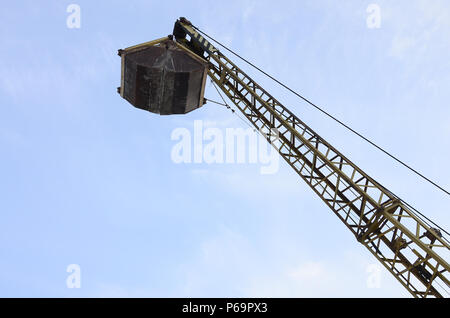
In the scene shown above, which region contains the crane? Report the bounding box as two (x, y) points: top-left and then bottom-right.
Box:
(117, 17), (450, 298)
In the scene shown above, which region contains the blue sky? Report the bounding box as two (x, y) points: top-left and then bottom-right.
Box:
(1, 0), (450, 297)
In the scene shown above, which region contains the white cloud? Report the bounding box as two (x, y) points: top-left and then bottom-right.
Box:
(242, 0), (256, 22)
(387, 0), (450, 59)
(288, 261), (327, 281)
(91, 283), (153, 298)
(188, 165), (305, 202)
(389, 36), (416, 58)
(175, 226), (257, 296)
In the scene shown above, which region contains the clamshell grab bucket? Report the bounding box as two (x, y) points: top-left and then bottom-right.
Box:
(118, 37), (208, 115)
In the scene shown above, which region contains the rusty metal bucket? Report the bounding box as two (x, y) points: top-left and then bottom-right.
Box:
(118, 37), (208, 115)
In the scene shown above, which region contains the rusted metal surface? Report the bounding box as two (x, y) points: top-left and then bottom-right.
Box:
(119, 39), (207, 115)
